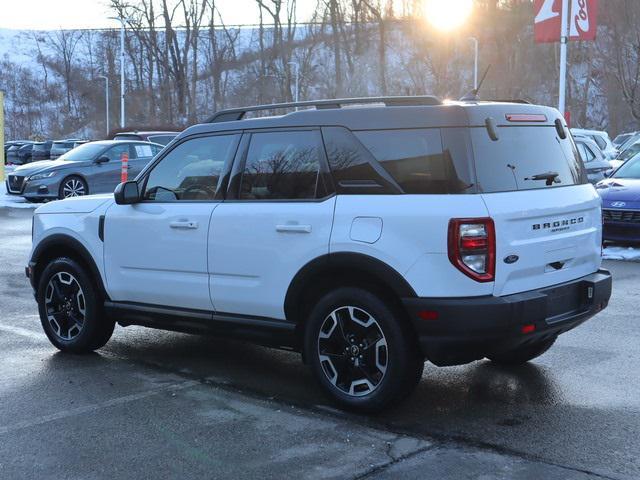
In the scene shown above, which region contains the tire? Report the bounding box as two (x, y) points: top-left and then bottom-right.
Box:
(304, 287), (424, 412)
(487, 336), (557, 366)
(58, 176), (88, 199)
(37, 257), (115, 353)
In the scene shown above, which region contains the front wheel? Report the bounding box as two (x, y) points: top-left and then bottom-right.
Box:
(304, 287), (424, 412)
(59, 176), (88, 199)
(486, 336), (557, 366)
(37, 257), (114, 353)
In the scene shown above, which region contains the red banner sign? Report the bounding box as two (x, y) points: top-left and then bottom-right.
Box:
(534, 0), (598, 43)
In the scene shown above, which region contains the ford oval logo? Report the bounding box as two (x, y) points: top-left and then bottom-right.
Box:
(611, 201), (627, 208)
(504, 255), (519, 264)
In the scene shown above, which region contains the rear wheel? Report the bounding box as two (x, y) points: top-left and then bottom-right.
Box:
(59, 176), (87, 199)
(487, 336), (557, 366)
(37, 257), (114, 353)
(304, 287), (424, 412)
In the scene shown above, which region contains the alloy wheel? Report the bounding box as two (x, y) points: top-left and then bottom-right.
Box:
(62, 178), (86, 198)
(317, 306), (388, 397)
(44, 271), (86, 340)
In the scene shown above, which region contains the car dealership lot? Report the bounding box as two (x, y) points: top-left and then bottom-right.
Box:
(1, 207), (639, 479)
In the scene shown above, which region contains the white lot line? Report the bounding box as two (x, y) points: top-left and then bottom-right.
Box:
(0, 320), (199, 435)
(0, 322), (44, 342)
(0, 381), (198, 435)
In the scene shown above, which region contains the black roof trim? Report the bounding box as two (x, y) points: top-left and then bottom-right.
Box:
(206, 96), (442, 123)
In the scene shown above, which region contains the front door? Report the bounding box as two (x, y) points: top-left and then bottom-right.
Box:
(103, 133), (241, 311)
(92, 143), (133, 193)
(209, 129), (335, 320)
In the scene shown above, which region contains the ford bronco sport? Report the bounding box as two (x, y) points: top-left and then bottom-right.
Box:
(27, 96), (612, 411)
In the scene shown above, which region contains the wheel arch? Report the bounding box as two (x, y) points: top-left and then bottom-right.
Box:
(31, 234), (108, 300)
(284, 252), (417, 343)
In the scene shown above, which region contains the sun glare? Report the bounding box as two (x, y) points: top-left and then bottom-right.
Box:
(424, 0), (473, 32)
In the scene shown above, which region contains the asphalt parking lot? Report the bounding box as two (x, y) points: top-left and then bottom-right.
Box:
(1, 206), (638, 480)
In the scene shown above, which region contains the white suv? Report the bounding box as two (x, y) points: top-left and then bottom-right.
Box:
(27, 97), (612, 411)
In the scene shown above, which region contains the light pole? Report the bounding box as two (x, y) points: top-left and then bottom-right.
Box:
(109, 16), (131, 128)
(287, 61), (299, 108)
(468, 37), (478, 90)
(98, 75), (109, 136)
(558, 0), (569, 119)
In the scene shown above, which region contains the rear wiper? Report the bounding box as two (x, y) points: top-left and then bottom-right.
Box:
(524, 171), (560, 186)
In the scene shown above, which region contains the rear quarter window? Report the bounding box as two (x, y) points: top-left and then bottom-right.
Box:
(322, 127), (475, 194)
(354, 129), (473, 194)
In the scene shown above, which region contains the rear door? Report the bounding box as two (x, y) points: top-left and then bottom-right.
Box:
(471, 122), (602, 296)
(209, 129), (335, 320)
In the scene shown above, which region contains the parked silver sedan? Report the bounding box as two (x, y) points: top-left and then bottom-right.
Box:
(5, 140), (163, 201)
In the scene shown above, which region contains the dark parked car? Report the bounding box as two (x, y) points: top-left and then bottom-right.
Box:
(5, 141), (34, 164)
(31, 141), (53, 161)
(597, 153), (640, 243)
(113, 131), (178, 146)
(50, 139), (83, 159)
(15, 143), (34, 165)
(6, 140), (163, 201)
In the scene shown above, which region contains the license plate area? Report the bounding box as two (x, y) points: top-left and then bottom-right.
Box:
(542, 282), (589, 323)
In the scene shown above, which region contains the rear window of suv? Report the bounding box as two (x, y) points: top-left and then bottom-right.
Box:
(471, 126), (586, 193)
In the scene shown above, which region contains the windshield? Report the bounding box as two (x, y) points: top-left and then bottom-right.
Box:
(612, 154), (640, 179)
(471, 126), (586, 192)
(618, 142), (640, 161)
(613, 133), (632, 146)
(59, 143), (106, 161)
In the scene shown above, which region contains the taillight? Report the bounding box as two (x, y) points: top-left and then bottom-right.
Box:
(448, 218), (495, 282)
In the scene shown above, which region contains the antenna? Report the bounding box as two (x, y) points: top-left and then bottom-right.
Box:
(460, 64), (492, 102)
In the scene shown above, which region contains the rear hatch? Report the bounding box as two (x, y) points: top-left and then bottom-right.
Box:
(469, 108), (602, 296)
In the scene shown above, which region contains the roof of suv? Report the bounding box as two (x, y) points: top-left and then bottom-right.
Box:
(182, 97), (562, 140)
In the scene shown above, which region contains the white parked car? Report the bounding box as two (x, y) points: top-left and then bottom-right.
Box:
(26, 97), (612, 411)
(571, 128), (617, 159)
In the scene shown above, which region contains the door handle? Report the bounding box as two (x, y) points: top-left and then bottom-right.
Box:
(276, 224), (312, 233)
(170, 220), (199, 229)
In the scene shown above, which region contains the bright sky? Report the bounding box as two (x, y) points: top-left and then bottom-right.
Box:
(0, 0), (317, 30)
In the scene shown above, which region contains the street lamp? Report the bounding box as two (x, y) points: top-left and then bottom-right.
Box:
(108, 16), (131, 128)
(287, 61), (299, 108)
(98, 75), (109, 136)
(468, 37), (478, 90)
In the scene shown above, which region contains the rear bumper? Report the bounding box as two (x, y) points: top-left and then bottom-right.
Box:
(402, 269), (612, 366)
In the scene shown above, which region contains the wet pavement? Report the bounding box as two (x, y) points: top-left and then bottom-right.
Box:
(0, 207), (638, 479)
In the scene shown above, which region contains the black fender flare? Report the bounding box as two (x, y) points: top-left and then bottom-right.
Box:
(30, 234), (108, 299)
(284, 252), (417, 323)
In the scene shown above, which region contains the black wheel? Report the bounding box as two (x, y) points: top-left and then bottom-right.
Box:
(487, 337), (557, 366)
(59, 176), (88, 199)
(304, 287), (424, 412)
(37, 257), (114, 353)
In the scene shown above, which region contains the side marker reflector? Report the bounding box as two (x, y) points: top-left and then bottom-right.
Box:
(521, 324), (536, 334)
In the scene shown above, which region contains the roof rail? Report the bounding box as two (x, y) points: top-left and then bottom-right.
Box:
(206, 96), (442, 123)
(486, 99), (532, 104)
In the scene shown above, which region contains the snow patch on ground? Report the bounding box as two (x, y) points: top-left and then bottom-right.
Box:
(602, 245), (640, 262)
(0, 168), (39, 209)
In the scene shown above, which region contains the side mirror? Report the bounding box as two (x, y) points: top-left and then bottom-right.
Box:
(95, 156), (109, 164)
(604, 170), (612, 178)
(114, 181), (140, 205)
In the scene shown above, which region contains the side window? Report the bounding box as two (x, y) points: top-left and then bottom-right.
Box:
(103, 143), (132, 161)
(133, 144), (154, 158)
(239, 131), (321, 200)
(321, 126), (399, 194)
(577, 143), (594, 163)
(354, 129), (471, 194)
(592, 135), (606, 150)
(143, 134), (239, 201)
(583, 145), (597, 162)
